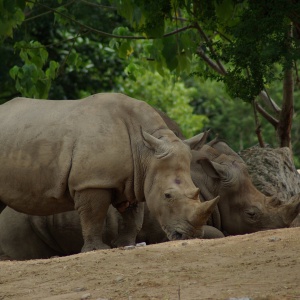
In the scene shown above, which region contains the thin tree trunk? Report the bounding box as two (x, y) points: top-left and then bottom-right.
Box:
(277, 24), (294, 149)
(277, 67), (294, 149)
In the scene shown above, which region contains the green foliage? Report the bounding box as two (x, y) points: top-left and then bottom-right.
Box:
(110, 0), (299, 104)
(0, 0), (126, 101)
(1, 0), (300, 163)
(0, 0), (25, 42)
(221, 1), (298, 102)
(115, 69), (208, 137)
(110, 0), (172, 37)
(9, 41), (59, 98)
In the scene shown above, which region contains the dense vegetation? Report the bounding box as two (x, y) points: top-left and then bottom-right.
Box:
(1, 0), (300, 164)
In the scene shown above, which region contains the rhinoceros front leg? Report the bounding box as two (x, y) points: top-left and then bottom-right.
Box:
(113, 202), (145, 247)
(74, 189), (111, 252)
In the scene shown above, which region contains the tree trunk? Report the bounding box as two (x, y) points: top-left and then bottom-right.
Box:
(277, 24), (294, 149)
(277, 67), (294, 149)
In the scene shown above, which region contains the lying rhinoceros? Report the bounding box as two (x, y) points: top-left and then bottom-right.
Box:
(0, 93), (219, 253)
(195, 139), (300, 235)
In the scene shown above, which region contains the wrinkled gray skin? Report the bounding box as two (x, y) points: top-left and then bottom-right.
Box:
(0, 93), (219, 253)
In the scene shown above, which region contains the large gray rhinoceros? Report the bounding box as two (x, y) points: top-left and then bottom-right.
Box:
(0, 93), (219, 252)
(1, 135), (300, 260)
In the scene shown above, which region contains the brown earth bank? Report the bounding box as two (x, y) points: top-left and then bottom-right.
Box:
(0, 227), (299, 300)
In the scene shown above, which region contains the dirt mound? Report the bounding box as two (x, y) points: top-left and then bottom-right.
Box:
(0, 227), (299, 300)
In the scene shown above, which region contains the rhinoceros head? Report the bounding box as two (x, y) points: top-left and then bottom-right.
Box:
(193, 143), (300, 235)
(141, 130), (219, 240)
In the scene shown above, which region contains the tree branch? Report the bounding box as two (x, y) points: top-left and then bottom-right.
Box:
(255, 103), (279, 128)
(196, 47), (225, 75)
(277, 24), (294, 149)
(25, 1), (193, 41)
(78, 0), (117, 10)
(252, 100), (265, 148)
(16, 31), (90, 50)
(194, 22), (227, 75)
(258, 90), (281, 114)
(24, 0), (76, 21)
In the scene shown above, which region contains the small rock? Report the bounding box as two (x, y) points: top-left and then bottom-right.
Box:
(81, 293), (91, 300)
(136, 242), (146, 247)
(115, 276), (124, 283)
(228, 298), (252, 300)
(74, 287), (86, 292)
(181, 242), (188, 246)
(268, 236), (281, 242)
(123, 245), (135, 250)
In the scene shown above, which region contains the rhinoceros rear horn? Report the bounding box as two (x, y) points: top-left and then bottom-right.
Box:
(141, 129), (169, 158)
(184, 130), (210, 150)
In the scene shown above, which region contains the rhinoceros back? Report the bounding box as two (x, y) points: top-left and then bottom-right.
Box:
(0, 94), (169, 215)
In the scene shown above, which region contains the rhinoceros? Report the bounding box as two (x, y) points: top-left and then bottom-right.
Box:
(195, 138), (300, 235)
(0, 205), (224, 260)
(0, 93), (219, 253)
(1, 134), (299, 260)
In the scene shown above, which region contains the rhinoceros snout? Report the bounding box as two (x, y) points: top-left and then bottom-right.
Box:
(171, 231), (184, 240)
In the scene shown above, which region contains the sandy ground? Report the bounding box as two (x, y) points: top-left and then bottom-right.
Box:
(0, 227), (299, 300)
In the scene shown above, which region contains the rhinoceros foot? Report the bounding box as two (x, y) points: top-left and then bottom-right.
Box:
(0, 254), (13, 261)
(81, 241), (110, 252)
(112, 236), (136, 248)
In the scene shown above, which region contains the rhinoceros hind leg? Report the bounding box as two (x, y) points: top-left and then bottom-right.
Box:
(74, 189), (111, 252)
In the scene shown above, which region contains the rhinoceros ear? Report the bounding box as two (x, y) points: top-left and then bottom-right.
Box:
(197, 158), (227, 179)
(184, 130), (210, 150)
(141, 130), (169, 158)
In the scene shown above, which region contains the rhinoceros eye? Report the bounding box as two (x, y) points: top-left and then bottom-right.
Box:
(165, 193), (172, 199)
(245, 207), (260, 221)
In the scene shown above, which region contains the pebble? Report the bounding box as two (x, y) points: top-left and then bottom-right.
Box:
(136, 242), (146, 247)
(81, 293), (91, 300)
(115, 276), (125, 283)
(268, 236), (281, 242)
(123, 245), (135, 250)
(74, 287), (86, 292)
(228, 298), (252, 300)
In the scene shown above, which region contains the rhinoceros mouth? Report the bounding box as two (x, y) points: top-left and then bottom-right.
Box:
(170, 231), (184, 240)
(163, 223), (203, 241)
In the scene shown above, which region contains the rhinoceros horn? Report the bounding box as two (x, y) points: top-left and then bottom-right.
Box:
(274, 193), (300, 226)
(194, 196), (220, 224)
(141, 130), (170, 158)
(184, 130), (210, 150)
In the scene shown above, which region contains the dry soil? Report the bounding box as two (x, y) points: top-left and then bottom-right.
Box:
(0, 227), (299, 300)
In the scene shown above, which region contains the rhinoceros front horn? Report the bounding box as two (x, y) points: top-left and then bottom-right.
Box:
(194, 196), (220, 224)
(280, 193), (300, 225)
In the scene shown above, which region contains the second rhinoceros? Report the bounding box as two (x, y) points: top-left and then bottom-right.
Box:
(0, 93), (218, 253)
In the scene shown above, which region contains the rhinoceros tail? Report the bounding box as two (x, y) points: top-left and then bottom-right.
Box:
(0, 201), (6, 213)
